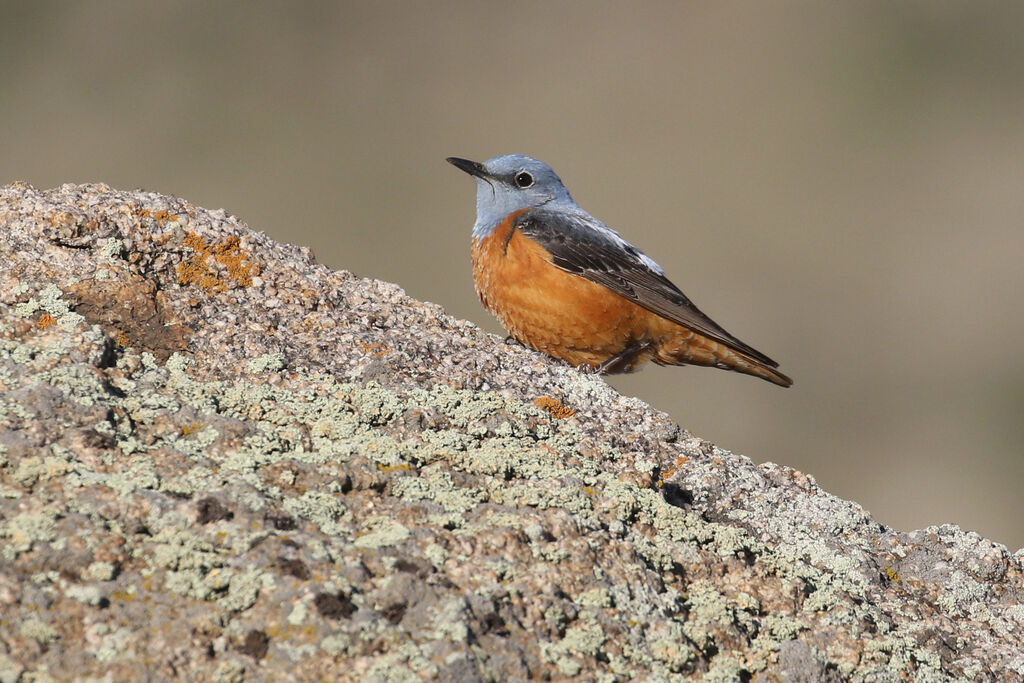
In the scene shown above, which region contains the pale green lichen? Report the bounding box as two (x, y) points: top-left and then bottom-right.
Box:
(353, 519), (410, 549)
(0, 486), (22, 500)
(555, 656), (582, 677)
(13, 298), (40, 318)
(19, 618), (59, 645)
(320, 632), (353, 657)
(647, 620), (694, 672)
(29, 571), (58, 586)
(419, 428), (476, 453)
(1004, 604), (1024, 624)
(759, 614), (805, 642)
(347, 382), (404, 426)
(107, 457), (161, 497)
(530, 542), (569, 563)
(164, 567), (231, 601)
(36, 284), (86, 330)
(363, 653), (420, 683)
(597, 475), (646, 523)
(46, 363), (110, 406)
(246, 353), (285, 373)
(161, 465), (218, 498)
(703, 653), (747, 682)
(560, 615), (606, 656)
(145, 526), (231, 599)
(83, 561), (116, 582)
(423, 543), (448, 568)
(214, 659), (246, 683)
(575, 587), (612, 608)
(803, 585), (842, 612)
(3, 509), (58, 557)
(99, 237), (124, 259)
(0, 653), (24, 683)
(544, 605), (567, 633)
(65, 584), (103, 605)
(221, 569), (263, 612)
(425, 511), (467, 530)
(282, 491), (350, 537)
(540, 613), (606, 677)
(429, 598), (470, 643)
(95, 626), (133, 663)
(405, 646), (440, 679)
(165, 352), (193, 376)
(392, 469), (485, 515)
(12, 456), (46, 488)
(287, 601), (308, 626)
(169, 424), (221, 460)
(937, 570), (988, 618)
(681, 580), (731, 650)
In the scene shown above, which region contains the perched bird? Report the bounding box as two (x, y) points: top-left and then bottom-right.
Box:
(447, 154), (792, 387)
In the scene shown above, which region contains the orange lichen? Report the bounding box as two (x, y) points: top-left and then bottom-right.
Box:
(36, 313), (57, 329)
(136, 208), (178, 225)
(882, 566), (903, 583)
(115, 330), (131, 347)
(659, 455), (691, 482)
(176, 232), (257, 292)
(358, 341), (392, 358)
(533, 396), (576, 419)
(181, 423), (205, 436)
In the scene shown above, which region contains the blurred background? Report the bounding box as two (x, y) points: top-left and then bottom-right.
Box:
(3, 2), (1023, 548)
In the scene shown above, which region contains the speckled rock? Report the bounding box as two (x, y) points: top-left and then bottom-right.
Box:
(1, 183), (1022, 682)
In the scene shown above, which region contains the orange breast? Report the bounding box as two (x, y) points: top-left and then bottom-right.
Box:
(471, 211), (661, 369)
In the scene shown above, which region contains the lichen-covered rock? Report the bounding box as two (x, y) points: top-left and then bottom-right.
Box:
(1, 183), (1022, 681)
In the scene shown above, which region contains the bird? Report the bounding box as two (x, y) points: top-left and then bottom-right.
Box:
(447, 154), (792, 387)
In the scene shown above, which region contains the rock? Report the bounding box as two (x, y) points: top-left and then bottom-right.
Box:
(1, 182), (1022, 681)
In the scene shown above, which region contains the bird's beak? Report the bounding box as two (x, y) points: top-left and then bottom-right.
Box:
(446, 157), (489, 180)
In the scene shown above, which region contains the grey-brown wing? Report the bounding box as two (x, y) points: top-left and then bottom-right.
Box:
(515, 209), (780, 368)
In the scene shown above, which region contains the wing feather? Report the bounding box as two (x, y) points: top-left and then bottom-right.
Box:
(515, 209), (780, 368)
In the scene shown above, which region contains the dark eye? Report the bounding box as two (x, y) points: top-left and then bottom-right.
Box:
(514, 171), (534, 188)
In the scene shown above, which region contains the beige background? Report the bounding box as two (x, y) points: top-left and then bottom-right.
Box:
(3, 2), (1023, 548)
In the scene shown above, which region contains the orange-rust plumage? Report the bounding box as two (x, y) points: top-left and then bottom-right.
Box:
(471, 212), (791, 386)
(450, 154), (792, 387)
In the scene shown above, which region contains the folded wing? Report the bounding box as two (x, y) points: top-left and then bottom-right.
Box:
(514, 209), (781, 369)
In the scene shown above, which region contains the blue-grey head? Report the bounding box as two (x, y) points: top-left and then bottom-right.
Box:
(447, 154), (576, 239)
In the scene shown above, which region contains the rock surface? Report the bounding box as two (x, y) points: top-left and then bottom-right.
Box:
(1, 182), (1022, 682)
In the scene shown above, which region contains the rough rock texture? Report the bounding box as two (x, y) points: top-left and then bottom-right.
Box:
(1, 182), (1022, 682)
